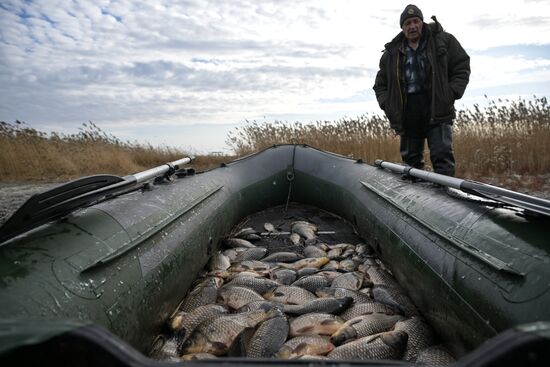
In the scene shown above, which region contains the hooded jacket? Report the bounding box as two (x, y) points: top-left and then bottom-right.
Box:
(373, 18), (470, 134)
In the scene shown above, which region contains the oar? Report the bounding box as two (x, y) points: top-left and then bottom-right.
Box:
(0, 157), (195, 244)
(374, 159), (550, 217)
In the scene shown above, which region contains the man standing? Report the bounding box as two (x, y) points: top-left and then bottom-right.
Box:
(373, 4), (470, 177)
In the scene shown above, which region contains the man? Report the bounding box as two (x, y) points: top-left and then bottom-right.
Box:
(373, 4), (470, 177)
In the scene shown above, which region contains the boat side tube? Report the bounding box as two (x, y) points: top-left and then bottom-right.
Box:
(291, 145), (550, 357)
(0, 146), (295, 352)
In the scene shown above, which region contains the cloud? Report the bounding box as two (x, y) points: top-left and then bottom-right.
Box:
(1, 0), (550, 152)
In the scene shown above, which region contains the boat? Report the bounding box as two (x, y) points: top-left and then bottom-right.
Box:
(0, 144), (549, 366)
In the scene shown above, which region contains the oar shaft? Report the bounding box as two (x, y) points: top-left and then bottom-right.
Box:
(126, 157), (194, 184)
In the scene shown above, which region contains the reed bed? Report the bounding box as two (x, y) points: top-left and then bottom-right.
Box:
(227, 96), (550, 179)
(1, 96), (548, 185)
(0, 121), (229, 181)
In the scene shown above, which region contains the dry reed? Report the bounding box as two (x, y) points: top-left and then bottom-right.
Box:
(0, 121), (229, 181)
(227, 96), (550, 178)
(1, 96), (548, 183)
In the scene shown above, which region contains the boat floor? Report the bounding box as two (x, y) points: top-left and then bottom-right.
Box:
(150, 203), (453, 364)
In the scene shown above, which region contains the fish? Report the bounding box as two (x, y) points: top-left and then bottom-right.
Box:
(355, 243), (374, 256)
(276, 335), (335, 359)
(327, 330), (408, 360)
(322, 260), (340, 271)
(236, 300), (285, 313)
(327, 247), (343, 260)
(316, 243), (330, 251)
(229, 260), (270, 273)
(222, 247), (248, 262)
(358, 258), (379, 273)
(224, 275), (279, 294)
(316, 271), (343, 283)
(180, 353), (218, 360)
(393, 316), (436, 361)
(208, 252), (231, 271)
(244, 310), (289, 358)
(365, 267), (401, 289)
(234, 247), (268, 262)
(303, 245), (327, 258)
(372, 284), (418, 317)
(338, 259), (359, 272)
(284, 297), (353, 316)
(270, 268), (297, 285)
(240, 233), (262, 241)
(224, 237), (256, 249)
(289, 233), (301, 245)
(415, 345), (456, 366)
(331, 272), (364, 290)
(234, 227), (256, 237)
(263, 285), (317, 305)
(291, 221), (317, 240)
(339, 302), (397, 321)
(278, 257), (330, 270)
(296, 267), (321, 277)
(289, 313), (345, 337)
(291, 275), (329, 293)
(341, 248), (355, 259)
(264, 222), (275, 232)
(262, 252), (304, 263)
(179, 309), (274, 356)
(218, 285), (265, 310)
(169, 304), (229, 343)
(149, 336), (180, 361)
(328, 243), (355, 251)
(330, 313), (405, 346)
(315, 287), (372, 304)
(179, 277), (223, 312)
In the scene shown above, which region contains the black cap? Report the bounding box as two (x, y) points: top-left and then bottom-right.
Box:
(400, 4), (423, 27)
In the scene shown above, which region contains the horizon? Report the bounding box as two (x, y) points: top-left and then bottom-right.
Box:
(1, 0), (549, 153)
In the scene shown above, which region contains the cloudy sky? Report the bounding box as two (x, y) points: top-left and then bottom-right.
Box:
(1, 0), (549, 153)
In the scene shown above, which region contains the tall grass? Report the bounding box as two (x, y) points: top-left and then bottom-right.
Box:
(0, 121), (228, 181)
(227, 96), (550, 178)
(1, 96), (548, 183)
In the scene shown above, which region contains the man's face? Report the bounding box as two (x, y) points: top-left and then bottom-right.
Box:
(402, 17), (423, 43)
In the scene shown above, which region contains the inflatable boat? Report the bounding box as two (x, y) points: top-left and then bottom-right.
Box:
(0, 144), (549, 366)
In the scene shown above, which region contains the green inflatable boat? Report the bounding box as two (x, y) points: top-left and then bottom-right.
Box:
(0, 145), (549, 366)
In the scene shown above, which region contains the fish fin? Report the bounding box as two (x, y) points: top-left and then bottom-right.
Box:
(296, 325), (314, 334)
(293, 342), (309, 354)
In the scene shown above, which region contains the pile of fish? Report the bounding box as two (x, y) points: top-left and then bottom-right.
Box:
(150, 215), (455, 366)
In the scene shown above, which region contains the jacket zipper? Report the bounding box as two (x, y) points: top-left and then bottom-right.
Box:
(396, 53), (403, 111)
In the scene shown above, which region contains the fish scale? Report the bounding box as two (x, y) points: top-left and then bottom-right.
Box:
(289, 313), (344, 336)
(180, 309), (271, 356)
(245, 313), (289, 358)
(331, 314), (405, 346)
(218, 286), (264, 310)
(179, 278), (221, 312)
(170, 304), (228, 343)
(225, 275), (279, 294)
(316, 287), (372, 304)
(277, 335), (334, 359)
(393, 316), (436, 361)
(291, 275), (329, 293)
(283, 297), (352, 316)
(339, 302), (397, 320)
(327, 330), (408, 360)
(415, 345), (456, 366)
(264, 285), (317, 305)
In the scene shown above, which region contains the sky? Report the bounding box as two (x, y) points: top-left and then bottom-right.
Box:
(1, 0), (549, 153)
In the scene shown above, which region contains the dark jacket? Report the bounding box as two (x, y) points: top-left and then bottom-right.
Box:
(373, 18), (470, 133)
